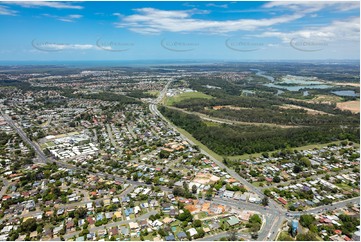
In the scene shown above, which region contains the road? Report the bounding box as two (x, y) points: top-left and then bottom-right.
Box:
(106, 124), (119, 150)
(212, 197), (285, 241)
(147, 81), (287, 240)
(149, 82), (284, 210)
(288, 196), (360, 216)
(0, 109), (49, 163)
(0, 179), (10, 198)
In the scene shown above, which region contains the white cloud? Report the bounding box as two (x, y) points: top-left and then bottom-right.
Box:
(260, 17), (360, 43)
(206, 3), (228, 9)
(47, 44), (94, 50)
(115, 8), (304, 34)
(263, 1), (359, 14)
(43, 14), (83, 23)
(0, 5), (17, 15)
(32, 42), (97, 51)
(58, 14), (82, 22)
(5, 1), (83, 10)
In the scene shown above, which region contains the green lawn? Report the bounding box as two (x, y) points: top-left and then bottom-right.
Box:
(335, 182), (353, 191)
(165, 91), (213, 106)
(197, 211), (209, 219)
(147, 90), (160, 97)
(40, 141), (55, 149)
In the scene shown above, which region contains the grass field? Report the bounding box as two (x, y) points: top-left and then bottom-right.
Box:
(146, 90), (160, 97)
(337, 100), (360, 113)
(165, 91), (212, 106)
(312, 94), (343, 103)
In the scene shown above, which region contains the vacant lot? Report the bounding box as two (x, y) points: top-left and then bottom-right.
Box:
(337, 100), (360, 113)
(212, 105), (250, 111)
(165, 91), (212, 105)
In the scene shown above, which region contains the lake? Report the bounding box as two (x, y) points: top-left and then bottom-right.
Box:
(331, 90), (360, 97)
(265, 83), (332, 91)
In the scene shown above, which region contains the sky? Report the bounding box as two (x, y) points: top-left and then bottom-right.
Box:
(0, 1), (360, 61)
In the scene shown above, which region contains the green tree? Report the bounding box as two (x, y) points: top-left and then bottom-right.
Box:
(20, 218), (37, 233)
(261, 197), (269, 206)
(273, 176), (281, 183)
(193, 219), (202, 227)
(192, 185), (197, 194)
(300, 215), (315, 229)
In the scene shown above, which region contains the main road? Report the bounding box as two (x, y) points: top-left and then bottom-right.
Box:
(0, 109), (49, 163)
(148, 80), (286, 240)
(149, 81), (284, 212)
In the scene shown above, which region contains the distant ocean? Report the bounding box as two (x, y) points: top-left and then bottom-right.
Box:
(0, 60), (223, 67)
(0, 59), (358, 67)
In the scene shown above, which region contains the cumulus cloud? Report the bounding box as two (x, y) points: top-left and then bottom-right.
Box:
(114, 8), (304, 34)
(263, 1), (359, 13)
(0, 5), (17, 15)
(43, 14), (83, 22)
(31, 41), (97, 52)
(206, 3), (228, 9)
(5, 1), (83, 9)
(259, 17), (360, 43)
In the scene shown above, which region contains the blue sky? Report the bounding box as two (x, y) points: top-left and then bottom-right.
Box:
(0, 1), (359, 61)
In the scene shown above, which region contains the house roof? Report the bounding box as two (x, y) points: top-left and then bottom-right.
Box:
(227, 216), (240, 226)
(177, 232), (187, 239)
(165, 235), (175, 241)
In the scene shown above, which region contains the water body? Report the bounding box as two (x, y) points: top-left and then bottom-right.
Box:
(331, 90), (359, 97)
(265, 83), (332, 91)
(252, 69), (283, 95)
(282, 79), (324, 85)
(303, 91), (309, 96)
(251, 68), (275, 82)
(252, 69), (334, 92)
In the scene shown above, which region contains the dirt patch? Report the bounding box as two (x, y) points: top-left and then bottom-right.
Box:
(288, 95), (342, 105)
(212, 105), (249, 111)
(193, 173), (220, 185)
(336, 100), (360, 113)
(333, 82), (360, 87)
(280, 104), (331, 115)
(185, 204), (199, 213)
(312, 95), (343, 104)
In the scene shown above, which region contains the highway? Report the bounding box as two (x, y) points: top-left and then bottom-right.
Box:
(0, 109), (49, 163)
(148, 80), (286, 240)
(149, 82), (284, 214)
